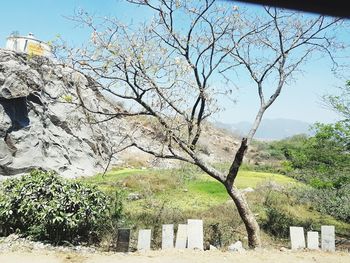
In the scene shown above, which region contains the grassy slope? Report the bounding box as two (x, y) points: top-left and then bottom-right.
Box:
(80, 168), (297, 209)
(79, 167), (350, 241)
(81, 168), (296, 191)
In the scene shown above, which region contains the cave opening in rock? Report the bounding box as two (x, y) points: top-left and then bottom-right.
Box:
(0, 97), (30, 132)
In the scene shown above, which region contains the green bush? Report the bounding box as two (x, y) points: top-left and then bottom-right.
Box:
(262, 206), (295, 238)
(260, 190), (312, 238)
(0, 170), (121, 244)
(295, 184), (350, 223)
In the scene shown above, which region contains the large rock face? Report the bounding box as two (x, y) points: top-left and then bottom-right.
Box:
(0, 49), (258, 178)
(0, 49), (122, 178)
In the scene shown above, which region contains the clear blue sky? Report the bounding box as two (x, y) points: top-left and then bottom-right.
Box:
(0, 0), (348, 125)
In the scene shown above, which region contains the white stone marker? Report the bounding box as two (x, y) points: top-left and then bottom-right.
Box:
(187, 219), (204, 250)
(290, 226), (306, 250)
(137, 229), (151, 251)
(321, 225), (335, 252)
(307, 231), (319, 250)
(162, 224), (174, 249)
(175, 224), (188, 249)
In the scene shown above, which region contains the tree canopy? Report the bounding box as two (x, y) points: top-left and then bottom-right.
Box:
(64, 0), (346, 248)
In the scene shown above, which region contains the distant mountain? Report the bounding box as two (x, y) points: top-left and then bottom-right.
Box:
(215, 118), (312, 140)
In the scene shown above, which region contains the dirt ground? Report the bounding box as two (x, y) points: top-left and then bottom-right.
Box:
(0, 249), (349, 263)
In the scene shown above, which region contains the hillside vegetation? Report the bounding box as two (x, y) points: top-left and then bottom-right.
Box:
(79, 166), (350, 250)
(1, 163), (349, 250)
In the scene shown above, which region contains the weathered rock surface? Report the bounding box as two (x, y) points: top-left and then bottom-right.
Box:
(0, 49), (124, 178)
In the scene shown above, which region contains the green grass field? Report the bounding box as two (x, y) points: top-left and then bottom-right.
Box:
(81, 167), (297, 192)
(81, 167), (294, 218)
(79, 166), (350, 240)
(79, 167), (298, 209)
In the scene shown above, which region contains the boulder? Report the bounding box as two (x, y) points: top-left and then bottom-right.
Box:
(127, 193), (142, 201)
(209, 245), (218, 250)
(228, 241), (245, 252)
(0, 49), (125, 178)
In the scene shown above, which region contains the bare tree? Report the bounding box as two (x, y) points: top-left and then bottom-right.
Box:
(66, 0), (344, 248)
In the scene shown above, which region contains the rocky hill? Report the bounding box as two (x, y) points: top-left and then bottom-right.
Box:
(0, 49), (127, 177)
(0, 48), (258, 178)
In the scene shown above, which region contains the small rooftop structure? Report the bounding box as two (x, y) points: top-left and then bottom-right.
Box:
(6, 33), (52, 57)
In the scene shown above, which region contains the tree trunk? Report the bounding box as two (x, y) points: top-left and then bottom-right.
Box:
(226, 185), (261, 248)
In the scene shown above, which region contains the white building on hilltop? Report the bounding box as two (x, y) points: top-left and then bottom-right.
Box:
(6, 32), (52, 57)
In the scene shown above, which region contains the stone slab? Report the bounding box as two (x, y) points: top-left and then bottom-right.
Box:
(116, 228), (130, 252)
(290, 226), (305, 250)
(162, 224), (174, 249)
(307, 231), (319, 250)
(187, 219), (203, 250)
(137, 229), (151, 251)
(228, 241), (245, 252)
(321, 225), (335, 252)
(175, 224), (188, 249)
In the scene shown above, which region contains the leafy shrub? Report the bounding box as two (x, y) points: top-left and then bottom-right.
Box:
(0, 170), (121, 244)
(309, 178), (335, 189)
(262, 207), (295, 238)
(260, 190), (313, 238)
(295, 184), (350, 223)
(240, 162), (292, 175)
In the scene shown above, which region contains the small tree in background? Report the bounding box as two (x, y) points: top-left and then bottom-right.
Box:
(324, 80), (350, 121)
(66, 0), (346, 247)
